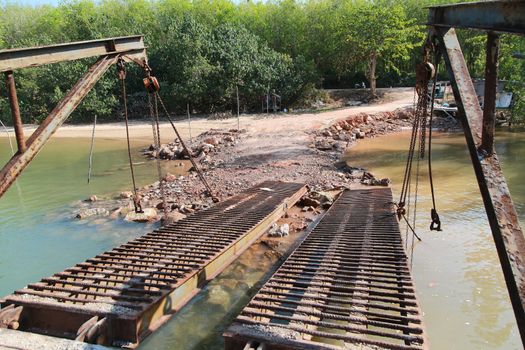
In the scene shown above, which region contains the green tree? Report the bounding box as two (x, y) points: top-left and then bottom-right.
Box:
(336, 0), (423, 98)
(1, 0), (523, 123)
(210, 24), (261, 109)
(499, 35), (525, 123)
(164, 14), (215, 111)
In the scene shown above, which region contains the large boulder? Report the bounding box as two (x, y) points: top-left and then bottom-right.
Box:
(119, 191), (133, 199)
(158, 145), (172, 159)
(203, 137), (220, 146)
(309, 191), (334, 209)
(84, 195), (98, 202)
(360, 171), (391, 187)
(163, 173), (177, 182)
(76, 208), (109, 219)
(318, 192), (334, 207)
(162, 211), (187, 225)
(299, 196), (321, 208)
(223, 135), (235, 143)
(315, 140), (334, 151)
(199, 143), (215, 154)
(268, 223), (290, 237)
(124, 208), (158, 222)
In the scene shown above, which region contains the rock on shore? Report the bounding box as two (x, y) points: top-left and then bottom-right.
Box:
(74, 106), (461, 224)
(142, 129), (242, 166)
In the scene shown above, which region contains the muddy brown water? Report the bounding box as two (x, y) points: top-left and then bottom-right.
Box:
(0, 130), (523, 349)
(344, 130), (523, 350)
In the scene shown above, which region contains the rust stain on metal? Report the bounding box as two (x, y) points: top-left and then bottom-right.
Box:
(481, 31), (499, 154)
(0, 181), (306, 348)
(224, 188), (427, 350)
(4, 71), (26, 153)
(0, 37), (148, 200)
(0, 55), (118, 199)
(427, 1), (525, 34)
(436, 27), (525, 344)
(0, 36), (146, 73)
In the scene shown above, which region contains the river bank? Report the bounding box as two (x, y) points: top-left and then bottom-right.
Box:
(67, 86), (462, 224)
(0, 101), (521, 349)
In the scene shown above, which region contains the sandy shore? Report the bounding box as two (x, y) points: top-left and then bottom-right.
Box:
(63, 87), (420, 224)
(0, 88), (414, 143)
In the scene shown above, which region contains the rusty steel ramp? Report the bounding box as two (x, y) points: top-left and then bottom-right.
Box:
(0, 181), (306, 348)
(224, 188), (427, 350)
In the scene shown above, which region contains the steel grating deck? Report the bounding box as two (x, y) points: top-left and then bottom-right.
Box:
(224, 188), (427, 350)
(0, 181), (307, 348)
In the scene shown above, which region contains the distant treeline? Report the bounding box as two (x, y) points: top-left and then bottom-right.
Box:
(0, 0), (524, 123)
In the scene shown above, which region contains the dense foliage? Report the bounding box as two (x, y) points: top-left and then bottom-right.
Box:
(0, 0), (523, 123)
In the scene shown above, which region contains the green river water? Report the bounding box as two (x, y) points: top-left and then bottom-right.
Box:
(0, 130), (523, 349)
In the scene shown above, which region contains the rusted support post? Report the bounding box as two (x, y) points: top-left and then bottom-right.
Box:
(481, 32), (499, 154)
(0, 55), (118, 198)
(4, 71), (26, 153)
(435, 27), (525, 346)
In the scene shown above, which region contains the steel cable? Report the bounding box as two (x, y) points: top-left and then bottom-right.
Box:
(147, 92), (168, 220)
(155, 93), (215, 199)
(120, 70), (142, 213)
(428, 54), (442, 231)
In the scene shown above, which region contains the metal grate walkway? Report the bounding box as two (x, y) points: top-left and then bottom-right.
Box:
(0, 181), (306, 348)
(224, 188), (426, 350)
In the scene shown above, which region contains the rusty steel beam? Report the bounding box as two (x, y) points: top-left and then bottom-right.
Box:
(481, 32), (500, 154)
(0, 36), (146, 73)
(435, 27), (525, 345)
(0, 55), (118, 198)
(225, 189), (427, 350)
(0, 36), (148, 199)
(4, 71), (26, 153)
(428, 1), (525, 34)
(0, 182), (307, 347)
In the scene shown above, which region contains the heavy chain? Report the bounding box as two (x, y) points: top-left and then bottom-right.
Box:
(147, 92), (168, 220)
(118, 58), (143, 213)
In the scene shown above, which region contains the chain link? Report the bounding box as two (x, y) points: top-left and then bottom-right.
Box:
(147, 92), (168, 219)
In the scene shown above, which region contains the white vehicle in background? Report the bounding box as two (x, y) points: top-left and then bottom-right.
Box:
(431, 79), (514, 125)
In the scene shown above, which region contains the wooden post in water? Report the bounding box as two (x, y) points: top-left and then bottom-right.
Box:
(187, 102), (192, 144)
(87, 115), (97, 183)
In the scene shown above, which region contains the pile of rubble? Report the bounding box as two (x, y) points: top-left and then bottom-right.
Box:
(298, 190), (334, 212)
(142, 129), (242, 166)
(74, 109), (411, 224)
(311, 108), (414, 152)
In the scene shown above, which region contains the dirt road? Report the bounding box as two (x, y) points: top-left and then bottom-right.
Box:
(1, 87), (413, 143)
